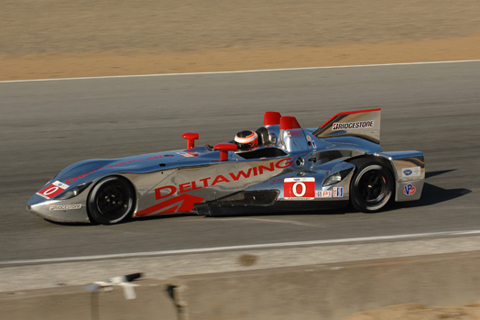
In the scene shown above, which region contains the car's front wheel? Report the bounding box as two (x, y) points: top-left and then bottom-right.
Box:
(87, 176), (135, 224)
(350, 159), (394, 213)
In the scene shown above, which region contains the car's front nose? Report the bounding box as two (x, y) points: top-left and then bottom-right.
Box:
(27, 188), (92, 224)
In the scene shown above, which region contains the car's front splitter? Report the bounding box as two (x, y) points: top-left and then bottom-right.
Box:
(27, 194), (91, 224)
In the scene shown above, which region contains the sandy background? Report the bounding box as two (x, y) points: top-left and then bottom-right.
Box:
(2, 0), (480, 318)
(0, 0), (479, 80)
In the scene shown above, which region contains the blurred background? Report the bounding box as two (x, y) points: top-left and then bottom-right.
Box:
(0, 0), (479, 80)
(1, 2), (480, 319)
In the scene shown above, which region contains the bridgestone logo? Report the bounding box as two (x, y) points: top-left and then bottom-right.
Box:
(332, 120), (374, 130)
(49, 204), (82, 211)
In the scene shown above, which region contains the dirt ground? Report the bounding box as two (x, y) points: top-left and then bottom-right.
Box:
(2, 0), (480, 318)
(1, 0), (479, 80)
(345, 302), (480, 320)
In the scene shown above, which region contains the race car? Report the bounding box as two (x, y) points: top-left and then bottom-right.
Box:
(27, 109), (425, 224)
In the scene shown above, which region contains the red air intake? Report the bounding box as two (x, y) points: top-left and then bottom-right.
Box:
(280, 116), (301, 130)
(264, 111), (282, 126)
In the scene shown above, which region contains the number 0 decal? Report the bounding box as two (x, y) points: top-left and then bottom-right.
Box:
(292, 182), (307, 197)
(37, 181), (69, 199)
(284, 178), (315, 200)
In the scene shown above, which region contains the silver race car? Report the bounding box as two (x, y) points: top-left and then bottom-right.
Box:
(27, 109), (425, 224)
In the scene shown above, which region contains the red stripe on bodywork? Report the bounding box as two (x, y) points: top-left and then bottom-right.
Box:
(135, 194), (204, 216)
(321, 108), (381, 128)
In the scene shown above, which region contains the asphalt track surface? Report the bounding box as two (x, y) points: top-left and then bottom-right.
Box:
(1, 61), (479, 264)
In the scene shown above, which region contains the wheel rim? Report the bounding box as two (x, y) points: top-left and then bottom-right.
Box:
(357, 169), (389, 204)
(95, 182), (130, 221)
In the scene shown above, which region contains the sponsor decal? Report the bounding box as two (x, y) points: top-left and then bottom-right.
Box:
(136, 158), (293, 216)
(402, 166), (421, 178)
(332, 120), (374, 131)
(284, 177), (315, 200)
(37, 181), (69, 199)
(178, 151), (199, 157)
(286, 129), (303, 138)
(172, 158), (293, 194)
(315, 190), (332, 198)
(49, 204), (82, 211)
(333, 187), (344, 198)
(404, 184), (417, 196)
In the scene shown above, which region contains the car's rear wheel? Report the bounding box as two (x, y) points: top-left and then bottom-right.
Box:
(350, 159), (394, 212)
(87, 176), (135, 224)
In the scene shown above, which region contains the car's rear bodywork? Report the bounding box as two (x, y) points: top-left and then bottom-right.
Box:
(27, 109), (425, 224)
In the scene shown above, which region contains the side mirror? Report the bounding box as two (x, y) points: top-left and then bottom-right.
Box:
(214, 143), (238, 161)
(181, 132), (199, 149)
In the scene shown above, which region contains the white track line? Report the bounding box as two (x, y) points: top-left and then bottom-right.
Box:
(2, 229), (480, 266)
(1, 59), (480, 84)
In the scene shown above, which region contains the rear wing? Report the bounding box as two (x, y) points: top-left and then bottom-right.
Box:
(313, 108), (381, 143)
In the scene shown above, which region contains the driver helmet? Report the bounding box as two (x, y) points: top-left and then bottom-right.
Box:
(234, 130), (258, 150)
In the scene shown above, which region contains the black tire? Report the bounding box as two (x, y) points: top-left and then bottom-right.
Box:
(350, 159), (394, 213)
(87, 176), (135, 224)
